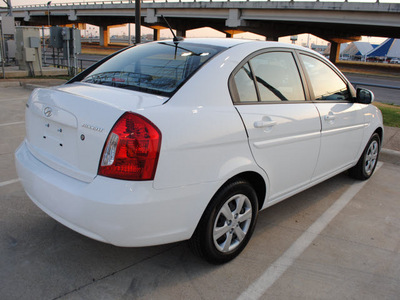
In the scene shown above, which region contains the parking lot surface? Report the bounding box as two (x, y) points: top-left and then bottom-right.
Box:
(1, 82), (400, 300)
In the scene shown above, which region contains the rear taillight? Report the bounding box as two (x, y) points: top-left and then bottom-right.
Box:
(98, 112), (161, 180)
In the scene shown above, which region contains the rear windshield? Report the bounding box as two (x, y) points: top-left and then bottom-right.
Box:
(82, 41), (225, 96)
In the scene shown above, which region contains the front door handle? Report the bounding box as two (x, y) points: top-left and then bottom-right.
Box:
(254, 120), (277, 129)
(324, 112), (336, 121)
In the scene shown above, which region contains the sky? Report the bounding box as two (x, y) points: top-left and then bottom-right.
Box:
(5, 0), (397, 45)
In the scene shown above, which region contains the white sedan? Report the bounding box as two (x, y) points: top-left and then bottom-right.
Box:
(15, 38), (383, 264)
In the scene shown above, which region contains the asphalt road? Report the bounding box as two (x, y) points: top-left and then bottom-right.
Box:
(344, 73), (400, 106)
(1, 82), (400, 299)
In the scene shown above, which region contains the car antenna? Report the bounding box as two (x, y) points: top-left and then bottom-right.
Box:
(161, 15), (184, 43)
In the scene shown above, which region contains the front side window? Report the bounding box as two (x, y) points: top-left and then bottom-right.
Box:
(232, 51), (305, 103)
(300, 54), (350, 101)
(82, 42), (224, 96)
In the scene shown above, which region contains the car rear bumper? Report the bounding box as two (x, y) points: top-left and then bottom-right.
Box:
(15, 140), (217, 247)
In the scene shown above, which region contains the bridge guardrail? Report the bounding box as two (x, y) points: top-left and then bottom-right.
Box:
(351, 82), (400, 91)
(11, 0), (391, 9)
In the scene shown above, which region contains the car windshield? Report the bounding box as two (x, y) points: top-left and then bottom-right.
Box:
(82, 41), (225, 96)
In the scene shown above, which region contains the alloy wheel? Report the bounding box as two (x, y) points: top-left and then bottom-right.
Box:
(213, 194), (252, 253)
(364, 140), (378, 176)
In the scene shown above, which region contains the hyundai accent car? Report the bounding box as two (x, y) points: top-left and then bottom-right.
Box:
(15, 38), (383, 264)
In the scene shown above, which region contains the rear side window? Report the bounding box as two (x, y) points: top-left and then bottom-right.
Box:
(233, 51), (305, 103)
(300, 54), (350, 101)
(233, 63), (258, 102)
(82, 42), (224, 96)
(251, 52), (305, 101)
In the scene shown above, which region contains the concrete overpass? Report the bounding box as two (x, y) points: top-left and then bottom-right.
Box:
(2, 0), (400, 63)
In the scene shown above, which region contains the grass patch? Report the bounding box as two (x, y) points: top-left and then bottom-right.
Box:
(373, 102), (400, 128)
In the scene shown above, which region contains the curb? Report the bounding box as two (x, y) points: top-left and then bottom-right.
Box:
(380, 148), (400, 166)
(0, 79), (68, 90)
(0, 81), (21, 88)
(21, 83), (45, 90)
(19, 80), (67, 90)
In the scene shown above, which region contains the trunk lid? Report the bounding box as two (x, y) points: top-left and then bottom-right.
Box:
(25, 82), (167, 182)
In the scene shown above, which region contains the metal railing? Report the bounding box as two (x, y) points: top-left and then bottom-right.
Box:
(351, 82), (400, 90)
(47, 56), (98, 72)
(11, 0), (393, 9)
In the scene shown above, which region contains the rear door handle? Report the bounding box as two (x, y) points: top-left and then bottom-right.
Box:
(254, 120), (277, 128)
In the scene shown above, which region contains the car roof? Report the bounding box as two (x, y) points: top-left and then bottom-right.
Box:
(159, 38), (252, 48)
(156, 38), (316, 53)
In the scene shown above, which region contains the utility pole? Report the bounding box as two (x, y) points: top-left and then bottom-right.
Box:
(135, 0), (141, 44)
(47, 1), (51, 27)
(128, 23), (132, 45)
(1, 0), (12, 78)
(42, 26), (47, 66)
(0, 25), (5, 79)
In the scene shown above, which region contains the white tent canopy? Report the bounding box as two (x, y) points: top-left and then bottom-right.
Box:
(342, 42), (374, 58)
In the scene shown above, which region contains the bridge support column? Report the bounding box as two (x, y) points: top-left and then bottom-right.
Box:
(225, 30), (245, 38)
(99, 26), (109, 47)
(266, 36), (279, 42)
(153, 28), (160, 41)
(329, 42), (341, 65)
(176, 29), (186, 38)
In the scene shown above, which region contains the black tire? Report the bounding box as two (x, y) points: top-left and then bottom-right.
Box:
(349, 133), (380, 180)
(189, 179), (259, 264)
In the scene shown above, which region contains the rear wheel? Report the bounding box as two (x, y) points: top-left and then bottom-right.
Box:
(189, 179), (258, 264)
(349, 133), (380, 180)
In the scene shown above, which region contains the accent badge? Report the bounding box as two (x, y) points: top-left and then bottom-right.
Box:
(82, 123), (104, 133)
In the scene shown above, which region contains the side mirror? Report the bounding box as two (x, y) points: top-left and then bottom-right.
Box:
(356, 88), (374, 104)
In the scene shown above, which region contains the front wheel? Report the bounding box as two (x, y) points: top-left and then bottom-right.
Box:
(349, 133), (380, 180)
(189, 179), (259, 264)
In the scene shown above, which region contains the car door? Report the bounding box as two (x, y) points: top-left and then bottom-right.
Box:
(231, 50), (321, 202)
(299, 53), (365, 181)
